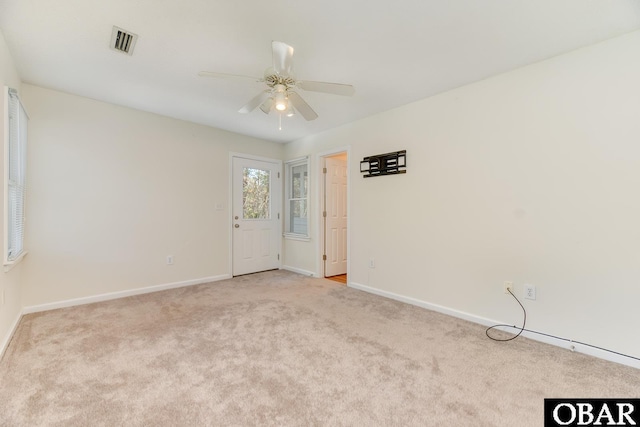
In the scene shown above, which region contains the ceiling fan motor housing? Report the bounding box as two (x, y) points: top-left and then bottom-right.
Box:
(264, 71), (296, 88)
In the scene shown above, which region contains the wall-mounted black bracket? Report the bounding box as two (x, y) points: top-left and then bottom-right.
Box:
(360, 150), (406, 178)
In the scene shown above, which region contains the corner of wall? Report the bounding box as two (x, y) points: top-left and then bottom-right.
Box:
(0, 29), (25, 361)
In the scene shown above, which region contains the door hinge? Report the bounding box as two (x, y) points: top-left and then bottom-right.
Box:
(323, 167), (327, 174)
(322, 254), (327, 261)
(278, 254), (280, 260)
(278, 213), (280, 219)
(323, 211), (327, 218)
(277, 172), (280, 178)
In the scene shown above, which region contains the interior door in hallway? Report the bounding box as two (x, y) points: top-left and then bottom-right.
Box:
(324, 156), (347, 277)
(232, 156), (281, 276)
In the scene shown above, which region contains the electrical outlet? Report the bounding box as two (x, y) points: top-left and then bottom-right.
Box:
(369, 259), (375, 268)
(166, 255), (174, 265)
(504, 281), (514, 294)
(524, 284), (536, 300)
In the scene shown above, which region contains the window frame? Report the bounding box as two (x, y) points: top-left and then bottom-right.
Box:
(4, 86), (28, 269)
(284, 156), (310, 240)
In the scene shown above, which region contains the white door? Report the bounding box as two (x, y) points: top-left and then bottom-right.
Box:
(324, 156), (348, 277)
(232, 156), (281, 276)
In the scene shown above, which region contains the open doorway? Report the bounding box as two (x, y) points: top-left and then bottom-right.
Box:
(321, 151), (348, 284)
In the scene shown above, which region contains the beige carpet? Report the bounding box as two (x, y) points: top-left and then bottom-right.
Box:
(1, 270), (638, 426)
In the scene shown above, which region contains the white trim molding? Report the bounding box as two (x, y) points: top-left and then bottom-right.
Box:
(349, 281), (640, 370)
(281, 265), (317, 277)
(22, 274), (231, 314)
(3, 250), (27, 272)
(0, 309), (23, 360)
(283, 233), (311, 242)
(2, 274), (232, 359)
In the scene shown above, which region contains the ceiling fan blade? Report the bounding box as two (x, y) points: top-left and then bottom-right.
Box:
(297, 80), (355, 96)
(260, 97), (274, 114)
(239, 91), (271, 114)
(198, 71), (262, 83)
(288, 92), (318, 121)
(272, 41), (294, 77)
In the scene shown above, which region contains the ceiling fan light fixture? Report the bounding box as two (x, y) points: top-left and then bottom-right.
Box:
(274, 86), (288, 111)
(275, 99), (287, 111)
(283, 102), (295, 117)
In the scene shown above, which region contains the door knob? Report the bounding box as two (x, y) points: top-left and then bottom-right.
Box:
(234, 224), (240, 228)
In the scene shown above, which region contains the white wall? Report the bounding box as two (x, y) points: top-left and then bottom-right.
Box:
(21, 85), (284, 307)
(284, 30), (640, 360)
(0, 30), (23, 353)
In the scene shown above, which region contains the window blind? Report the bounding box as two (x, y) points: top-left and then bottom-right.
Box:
(6, 88), (27, 261)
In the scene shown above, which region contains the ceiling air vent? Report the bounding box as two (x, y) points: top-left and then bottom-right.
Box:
(110, 26), (138, 55)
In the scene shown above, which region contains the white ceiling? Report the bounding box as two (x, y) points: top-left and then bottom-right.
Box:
(1, 1), (639, 143)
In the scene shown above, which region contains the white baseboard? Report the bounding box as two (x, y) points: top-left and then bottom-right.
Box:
(281, 266), (317, 277)
(348, 281), (640, 370)
(22, 274), (232, 315)
(0, 309), (24, 360)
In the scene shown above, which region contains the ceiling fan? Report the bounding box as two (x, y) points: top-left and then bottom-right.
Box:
(199, 41), (355, 125)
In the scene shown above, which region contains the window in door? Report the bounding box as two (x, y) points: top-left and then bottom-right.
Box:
(242, 167), (271, 219)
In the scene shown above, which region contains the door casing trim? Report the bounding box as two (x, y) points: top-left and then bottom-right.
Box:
(316, 146), (351, 280)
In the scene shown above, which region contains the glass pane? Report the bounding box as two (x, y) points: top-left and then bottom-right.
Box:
(243, 167), (270, 219)
(291, 164), (308, 199)
(289, 199), (307, 235)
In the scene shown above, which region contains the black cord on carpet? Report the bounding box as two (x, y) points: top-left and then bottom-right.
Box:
(485, 289), (640, 362)
(485, 288), (526, 342)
